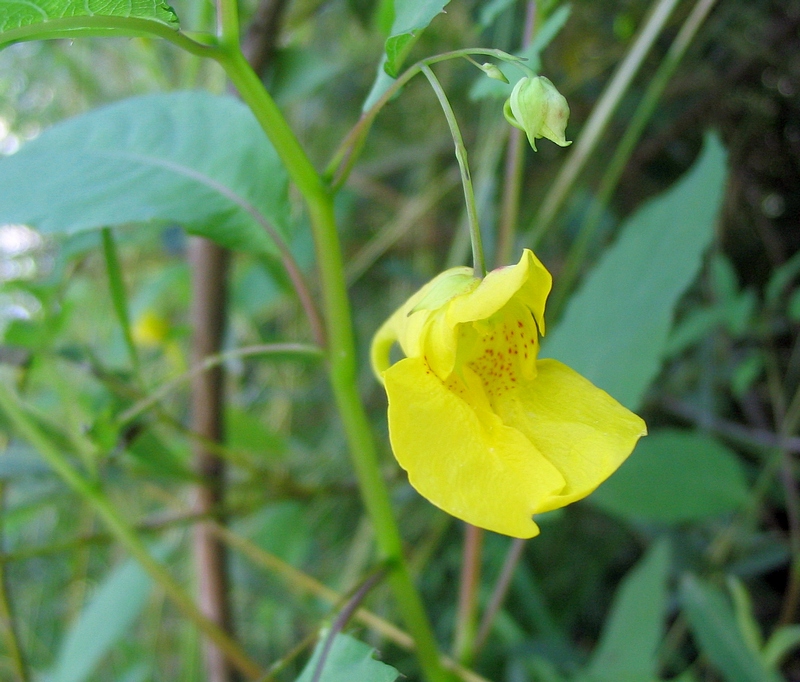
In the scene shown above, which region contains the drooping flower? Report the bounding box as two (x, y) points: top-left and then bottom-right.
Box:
(371, 250), (646, 538)
(503, 76), (571, 151)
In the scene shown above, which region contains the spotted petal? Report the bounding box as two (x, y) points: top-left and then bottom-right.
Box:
(495, 358), (647, 513)
(384, 356), (566, 538)
(447, 249), (552, 333)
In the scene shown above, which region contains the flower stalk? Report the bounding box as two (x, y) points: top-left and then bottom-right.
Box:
(421, 64), (486, 277)
(214, 46), (451, 682)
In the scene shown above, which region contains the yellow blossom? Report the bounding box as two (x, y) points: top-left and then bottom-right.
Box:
(132, 310), (170, 347)
(371, 250), (646, 538)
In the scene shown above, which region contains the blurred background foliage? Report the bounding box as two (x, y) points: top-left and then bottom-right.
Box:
(1, 0), (800, 681)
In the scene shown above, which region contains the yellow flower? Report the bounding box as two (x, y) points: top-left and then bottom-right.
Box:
(132, 310), (170, 347)
(371, 250), (646, 538)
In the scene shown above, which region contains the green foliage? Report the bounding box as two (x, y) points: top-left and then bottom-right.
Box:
(590, 429), (749, 523)
(47, 543), (172, 682)
(680, 575), (782, 682)
(0, 92), (290, 255)
(383, 0), (451, 78)
(295, 631), (399, 682)
(363, 0), (452, 108)
(0, 2), (796, 682)
(580, 540), (670, 682)
(543, 133), (727, 410)
(0, 0), (178, 47)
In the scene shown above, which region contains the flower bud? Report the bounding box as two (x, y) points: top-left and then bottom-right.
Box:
(503, 76), (571, 151)
(479, 63), (509, 83)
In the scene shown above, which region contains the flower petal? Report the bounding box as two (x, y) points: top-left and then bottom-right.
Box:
(384, 356), (566, 538)
(496, 358), (647, 513)
(370, 266), (473, 380)
(447, 249), (551, 334)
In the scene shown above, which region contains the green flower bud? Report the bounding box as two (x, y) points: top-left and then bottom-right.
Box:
(479, 63), (509, 83)
(503, 76), (571, 151)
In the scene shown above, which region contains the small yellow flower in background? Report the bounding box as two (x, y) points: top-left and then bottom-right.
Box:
(132, 310), (170, 347)
(504, 76), (571, 151)
(371, 250), (646, 538)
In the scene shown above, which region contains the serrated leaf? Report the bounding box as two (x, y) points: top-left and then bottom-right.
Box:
(295, 631), (399, 682)
(543, 133), (727, 410)
(0, 91), (290, 256)
(590, 429), (749, 523)
(680, 575), (781, 682)
(0, 0), (178, 47)
(582, 540), (670, 682)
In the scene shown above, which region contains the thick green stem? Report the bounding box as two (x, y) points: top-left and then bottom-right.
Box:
(0, 383), (263, 680)
(216, 0), (240, 48)
(307, 197), (452, 682)
(421, 64), (486, 277)
(215, 48), (450, 682)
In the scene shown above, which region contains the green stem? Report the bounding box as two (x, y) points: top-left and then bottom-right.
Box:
(308, 196), (452, 682)
(101, 228), (140, 375)
(421, 64), (486, 277)
(214, 48), (450, 682)
(0, 481), (29, 682)
(495, 0), (537, 268)
(118, 342), (323, 426)
(324, 48), (523, 190)
(215, 0), (240, 48)
(0, 383), (264, 681)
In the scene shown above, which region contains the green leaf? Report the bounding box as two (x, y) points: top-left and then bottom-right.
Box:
(765, 248), (800, 306)
(48, 543), (172, 682)
(0, 91), (290, 256)
(477, 0), (515, 29)
(126, 429), (193, 480)
(0, 0), (178, 47)
(383, 0), (451, 78)
(726, 576), (763, 655)
(543, 133), (728, 410)
(710, 253), (740, 301)
(582, 539), (670, 682)
(763, 625), (800, 669)
(680, 574), (781, 682)
(590, 429), (749, 523)
(788, 288), (800, 321)
(240, 501), (311, 566)
(226, 406), (287, 459)
(363, 0), (451, 109)
(664, 305), (725, 358)
(295, 631), (400, 682)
